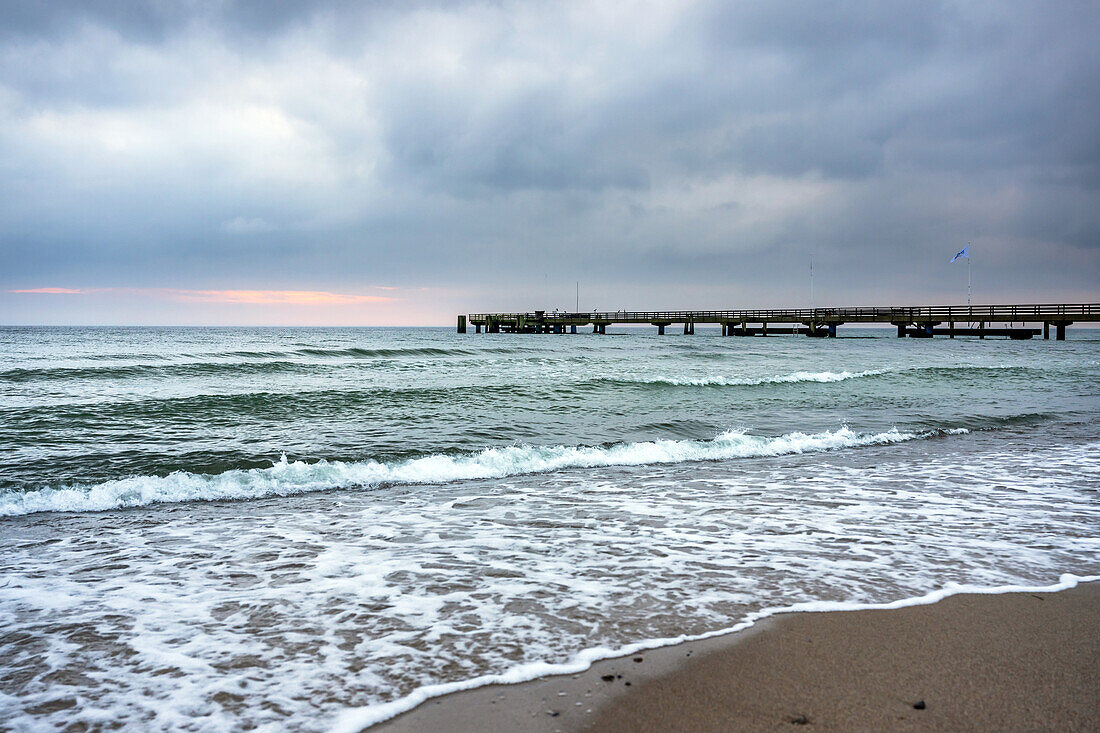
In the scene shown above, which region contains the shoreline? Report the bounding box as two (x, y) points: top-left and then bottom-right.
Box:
(349, 576), (1099, 732)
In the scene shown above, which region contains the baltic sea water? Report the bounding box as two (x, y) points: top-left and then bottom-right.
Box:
(1, 326), (1097, 730)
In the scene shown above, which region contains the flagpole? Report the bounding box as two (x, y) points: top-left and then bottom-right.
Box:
(967, 242), (972, 327)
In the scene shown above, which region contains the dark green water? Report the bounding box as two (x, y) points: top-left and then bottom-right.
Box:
(2, 326), (1096, 501)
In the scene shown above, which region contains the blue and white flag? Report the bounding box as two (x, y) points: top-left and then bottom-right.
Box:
(949, 245), (969, 263)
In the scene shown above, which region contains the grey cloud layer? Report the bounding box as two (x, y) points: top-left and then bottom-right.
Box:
(1, 0), (1097, 319)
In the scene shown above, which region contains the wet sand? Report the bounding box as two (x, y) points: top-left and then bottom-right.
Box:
(369, 581), (1099, 732)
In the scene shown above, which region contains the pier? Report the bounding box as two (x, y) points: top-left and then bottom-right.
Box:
(461, 303), (1098, 340)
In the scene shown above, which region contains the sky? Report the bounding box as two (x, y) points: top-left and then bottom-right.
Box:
(1, 0), (1097, 325)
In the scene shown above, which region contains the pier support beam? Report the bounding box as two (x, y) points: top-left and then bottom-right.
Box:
(571, 325), (577, 334)
(1056, 322), (1069, 340)
(828, 323), (837, 338)
(979, 322), (985, 339)
(475, 323), (481, 334)
(1044, 322), (1050, 339)
(895, 323), (906, 338)
(761, 322), (767, 337)
(949, 321), (954, 338)
(457, 315), (466, 333)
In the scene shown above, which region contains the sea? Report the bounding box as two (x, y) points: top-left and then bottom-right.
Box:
(1, 325), (1098, 731)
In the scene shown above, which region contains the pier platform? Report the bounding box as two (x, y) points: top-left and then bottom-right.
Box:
(461, 303), (1098, 340)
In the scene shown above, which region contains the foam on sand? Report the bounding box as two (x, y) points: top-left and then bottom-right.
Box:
(330, 573), (1100, 733)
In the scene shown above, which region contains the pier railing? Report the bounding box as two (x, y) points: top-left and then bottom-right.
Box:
(469, 303), (1097, 325)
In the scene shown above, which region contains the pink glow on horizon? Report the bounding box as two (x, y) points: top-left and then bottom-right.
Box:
(10, 287), (86, 294)
(169, 289), (394, 305)
(3, 285), (470, 325)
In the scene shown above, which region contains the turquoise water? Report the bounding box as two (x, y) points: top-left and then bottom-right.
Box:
(1, 326), (1098, 730)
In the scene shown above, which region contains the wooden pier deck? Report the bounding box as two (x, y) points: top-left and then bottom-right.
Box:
(461, 303), (1098, 340)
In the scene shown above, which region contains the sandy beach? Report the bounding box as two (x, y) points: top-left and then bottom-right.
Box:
(370, 581), (1099, 732)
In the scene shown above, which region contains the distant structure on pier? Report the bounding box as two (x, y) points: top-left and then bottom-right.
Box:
(458, 303), (1098, 340)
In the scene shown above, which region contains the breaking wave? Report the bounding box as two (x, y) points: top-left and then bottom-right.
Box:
(0, 426), (966, 516)
(600, 364), (1053, 388)
(610, 369), (887, 386)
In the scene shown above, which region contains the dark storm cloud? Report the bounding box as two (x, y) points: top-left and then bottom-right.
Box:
(0, 0), (186, 42)
(0, 0), (457, 43)
(1, 0), (330, 42)
(0, 0), (1097, 324)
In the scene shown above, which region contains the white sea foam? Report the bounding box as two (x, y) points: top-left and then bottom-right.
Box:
(0, 426), (944, 516)
(331, 573), (1100, 733)
(2, 439), (1097, 733)
(621, 369), (887, 386)
(617, 363), (1043, 388)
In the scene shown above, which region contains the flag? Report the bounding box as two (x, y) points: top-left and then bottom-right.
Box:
(950, 245), (969, 263)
